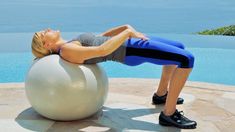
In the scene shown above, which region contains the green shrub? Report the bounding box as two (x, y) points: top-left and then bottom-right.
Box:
(197, 25), (235, 36)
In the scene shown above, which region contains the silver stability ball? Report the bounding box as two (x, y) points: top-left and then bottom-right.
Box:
(25, 55), (108, 121)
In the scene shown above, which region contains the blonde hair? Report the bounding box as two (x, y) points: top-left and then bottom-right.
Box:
(31, 32), (51, 59)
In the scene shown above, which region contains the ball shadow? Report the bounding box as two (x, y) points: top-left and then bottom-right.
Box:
(15, 105), (181, 132)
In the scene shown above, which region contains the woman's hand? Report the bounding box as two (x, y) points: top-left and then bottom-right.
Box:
(126, 25), (149, 40)
(133, 32), (149, 41)
(128, 30), (149, 40)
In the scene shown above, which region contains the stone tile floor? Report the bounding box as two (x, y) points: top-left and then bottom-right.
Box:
(0, 78), (234, 132)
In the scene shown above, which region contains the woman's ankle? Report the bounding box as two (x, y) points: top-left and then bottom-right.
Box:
(163, 108), (176, 116)
(155, 90), (167, 96)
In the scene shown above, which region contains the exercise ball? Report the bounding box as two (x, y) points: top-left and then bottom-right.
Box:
(25, 55), (108, 121)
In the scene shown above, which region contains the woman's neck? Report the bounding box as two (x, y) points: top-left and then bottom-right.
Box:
(52, 38), (68, 53)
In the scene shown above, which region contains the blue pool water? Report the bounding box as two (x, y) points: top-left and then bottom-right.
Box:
(0, 34), (235, 86)
(0, 0), (235, 34)
(0, 48), (235, 85)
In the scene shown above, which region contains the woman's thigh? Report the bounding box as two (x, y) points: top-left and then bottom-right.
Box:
(146, 35), (185, 49)
(124, 38), (194, 68)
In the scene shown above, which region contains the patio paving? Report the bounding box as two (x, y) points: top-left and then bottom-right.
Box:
(0, 78), (234, 132)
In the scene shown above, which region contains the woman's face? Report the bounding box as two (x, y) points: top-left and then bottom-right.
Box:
(39, 28), (61, 49)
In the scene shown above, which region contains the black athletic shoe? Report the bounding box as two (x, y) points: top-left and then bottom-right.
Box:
(159, 109), (197, 129)
(152, 92), (184, 105)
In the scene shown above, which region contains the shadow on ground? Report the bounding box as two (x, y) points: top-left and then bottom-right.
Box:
(15, 104), (181, 132)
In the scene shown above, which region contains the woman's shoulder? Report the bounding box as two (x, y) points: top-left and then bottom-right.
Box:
(59, 41), (82, 55)
(61, 40), (82, 50)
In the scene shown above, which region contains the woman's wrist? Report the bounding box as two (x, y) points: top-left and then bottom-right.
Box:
(126, 25), (137, 33)
(125, 29), (133, 38)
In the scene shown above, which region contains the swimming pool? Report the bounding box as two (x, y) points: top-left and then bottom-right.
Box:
(0, 33), (235, 86)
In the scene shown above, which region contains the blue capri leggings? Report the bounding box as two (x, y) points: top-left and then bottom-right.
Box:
(123, 36), (195, 68)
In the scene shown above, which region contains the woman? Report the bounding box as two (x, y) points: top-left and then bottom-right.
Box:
(31, 24), (197, 129)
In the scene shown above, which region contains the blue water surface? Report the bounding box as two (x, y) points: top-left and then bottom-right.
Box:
(0, 0), (235, 34)
(0, 34), (235, 85)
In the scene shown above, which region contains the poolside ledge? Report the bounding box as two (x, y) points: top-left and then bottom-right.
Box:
(0, 78), (234, 131)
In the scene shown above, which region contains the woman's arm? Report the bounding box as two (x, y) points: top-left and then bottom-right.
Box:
(60, 28), (132, 64)
(97, 24), (129, 37)
(99, 28), (132, 56)
(98, 24), (148, 40)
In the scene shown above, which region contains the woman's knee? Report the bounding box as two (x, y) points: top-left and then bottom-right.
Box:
(179, 52), (195, 68)
(188, 53), (195, 68)
(175, 42), (185, 49)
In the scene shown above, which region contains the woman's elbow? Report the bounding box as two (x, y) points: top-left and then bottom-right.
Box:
(124, 24), (130, 27)
(98, 46), (108, 56)
(124, 24), (134, 29)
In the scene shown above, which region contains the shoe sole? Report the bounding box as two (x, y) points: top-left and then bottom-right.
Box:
(152, 100), (184, 105)
(159, 120), (196, 129)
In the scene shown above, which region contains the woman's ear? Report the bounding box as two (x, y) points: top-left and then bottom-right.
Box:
(43, 42), (51, 49)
